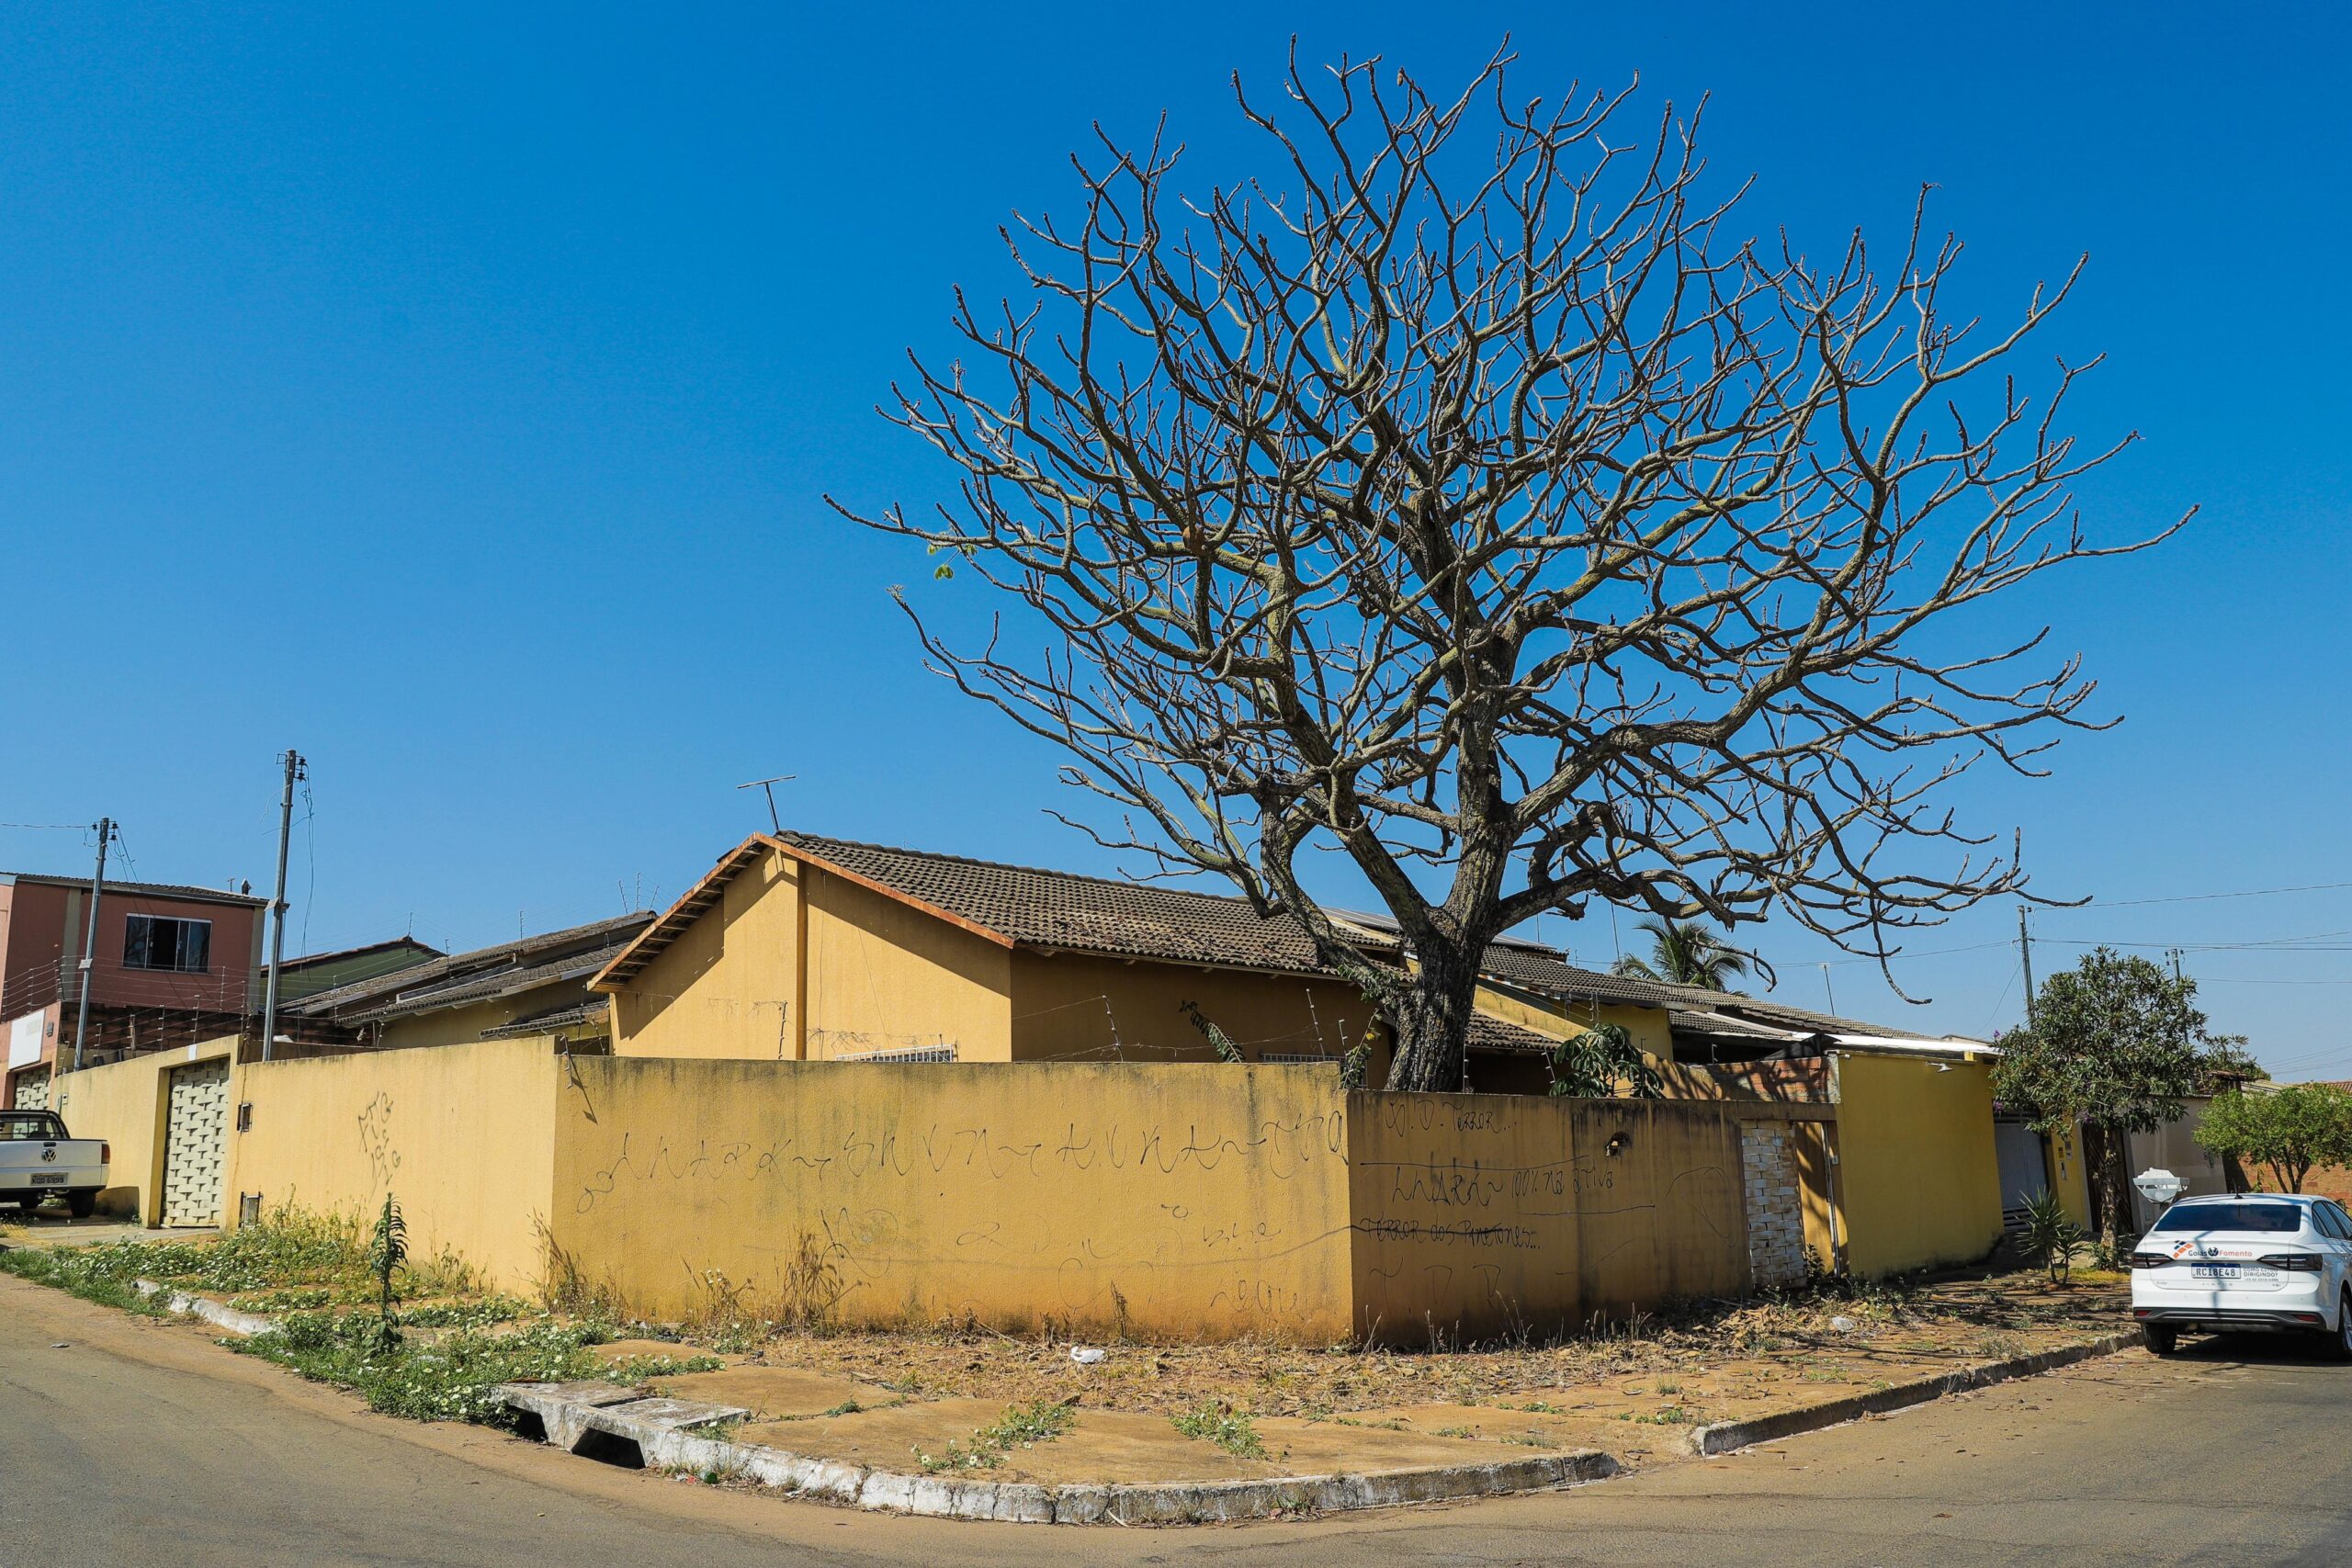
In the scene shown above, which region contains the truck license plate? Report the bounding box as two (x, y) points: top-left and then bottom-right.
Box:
(28, 1172), (65, 1185)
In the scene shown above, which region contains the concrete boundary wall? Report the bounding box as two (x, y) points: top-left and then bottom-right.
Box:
(224, 1043), (1763, 1342)
(47, 1036), (237, 1224)
(1348, 1093), (1749, 1341)
(229, 1037), (563, 1292)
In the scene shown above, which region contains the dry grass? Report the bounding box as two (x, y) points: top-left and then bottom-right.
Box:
(715, 1270), (2131, 1419)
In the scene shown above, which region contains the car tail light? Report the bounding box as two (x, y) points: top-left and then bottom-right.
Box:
(2130, 1252), (2173, 1269)
(99, 1142), (110, 1164)
(2260, 1253), (2324, 1271)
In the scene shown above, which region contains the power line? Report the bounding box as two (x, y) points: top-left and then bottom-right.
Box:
(2043, 879), (2352, 910)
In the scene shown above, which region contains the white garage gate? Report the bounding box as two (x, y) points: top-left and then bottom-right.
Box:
(161, 1058), (232, 1228)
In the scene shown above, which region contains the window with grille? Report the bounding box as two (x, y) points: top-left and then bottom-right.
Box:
(1263, 1053), (1340, 1066)
(122, 915), (212, 973)
(839, 1044), (958, 1064)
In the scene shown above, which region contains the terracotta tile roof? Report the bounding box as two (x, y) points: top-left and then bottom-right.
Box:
(290, 911), (652, 1020)
(1476, 946), (1715, 1009)
(1476, 947), (1939, 1041)
(281, 936), (444, 970)
(1466, 1011), (1569, 1055)
(477, 998), (611, 1039)
(774, 831), (1337, 974)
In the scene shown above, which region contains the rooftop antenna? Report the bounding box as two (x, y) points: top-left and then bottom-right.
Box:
(737, 774), (796, 835)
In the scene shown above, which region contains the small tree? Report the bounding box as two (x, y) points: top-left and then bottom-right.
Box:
(2018, 1188), (2084, 1286)
(2196, 1085), (2352, 1195)
(1546, 1021), (1664, 1100)
(368, 1192), (408, 1354)
(1992, 948), (2239, 1246)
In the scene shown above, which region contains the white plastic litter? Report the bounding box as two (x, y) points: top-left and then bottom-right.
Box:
(1069, 1346), (1107, 1365)
(1829, 1315), (1857, 1333)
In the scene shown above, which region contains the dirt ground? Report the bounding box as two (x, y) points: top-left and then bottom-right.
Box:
(679, 1269), (2131, 1430)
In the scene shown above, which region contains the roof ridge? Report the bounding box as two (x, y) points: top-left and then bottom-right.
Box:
(777, 830), (1274, 910)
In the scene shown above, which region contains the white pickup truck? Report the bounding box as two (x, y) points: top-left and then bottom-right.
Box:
(0, 1110), (108, 1219)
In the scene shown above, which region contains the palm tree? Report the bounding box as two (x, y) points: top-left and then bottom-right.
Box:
(1612, 917), (1749, 991)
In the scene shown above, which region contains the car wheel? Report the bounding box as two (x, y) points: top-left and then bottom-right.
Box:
(65, 1190), (96, 1220)
(2333, 1293), (2352, 1362)
(2145, 1324), (2178, 1356)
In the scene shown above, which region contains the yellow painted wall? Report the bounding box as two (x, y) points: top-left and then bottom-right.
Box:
(805, 872), (1012, 1061)
(49, 1035), (238, 1224)
(370, 987), (605, 1054)
(611, 849), (802, 1059)
(1346, 1092), (1748, 1340)
(549, 1058), (1356, 1340)
(1473, 986), (1672, 1059)
(1010, 951), (1386, 1074)
(2044, 1127), (2094, 1229)
(225, 1037), (562, 1295)
(608, 852), (1014, 1063)
(1789, 1117), (1842, 1269)
(1833, 1053), (2004, 1277)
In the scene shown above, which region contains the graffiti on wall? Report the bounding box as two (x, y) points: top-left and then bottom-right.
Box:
(357, 1090), (401, 1188)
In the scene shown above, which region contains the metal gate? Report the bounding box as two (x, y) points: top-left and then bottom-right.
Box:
(11, 1066), (50, 1111)
(1995, 1118), (2065, 1238)
(161, 1058), (231, 1227)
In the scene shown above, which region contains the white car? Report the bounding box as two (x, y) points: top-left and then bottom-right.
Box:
(0, 1110), (109, 1219)
(2132, 1192), (2352, 1357)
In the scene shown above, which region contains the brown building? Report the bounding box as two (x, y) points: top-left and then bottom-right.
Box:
(3, 871), (267, 1108)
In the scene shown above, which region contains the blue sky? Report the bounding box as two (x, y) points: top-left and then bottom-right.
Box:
(2, 3), (2345, 1072)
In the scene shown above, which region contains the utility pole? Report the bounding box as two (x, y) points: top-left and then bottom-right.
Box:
(737, 774), (795, 835)
(2017, 905), (2038, 1031)
(259, 750), (305, 1063)
(2168, 947), (2185, 985)
(70, 818), (115, 1073)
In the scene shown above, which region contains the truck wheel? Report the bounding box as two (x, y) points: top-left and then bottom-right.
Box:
(2145, 1325), (2178, 1356)
(66, 1190), (96, 1219)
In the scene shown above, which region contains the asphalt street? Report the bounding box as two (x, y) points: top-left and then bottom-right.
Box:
(6, 1270), (2351, 1566)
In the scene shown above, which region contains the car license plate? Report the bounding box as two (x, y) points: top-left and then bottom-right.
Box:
(28, 1172), (65, 1186)
(2191, 1262), (2274, 1282)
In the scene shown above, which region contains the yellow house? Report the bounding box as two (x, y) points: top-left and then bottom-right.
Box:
(594, 832), (1435, 1072)
(1474, 944), (2007, 1277)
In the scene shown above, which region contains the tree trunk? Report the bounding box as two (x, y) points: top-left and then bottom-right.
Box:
(1384, 942), (1482, 1093)
(2081, 1122), (2135, 1247)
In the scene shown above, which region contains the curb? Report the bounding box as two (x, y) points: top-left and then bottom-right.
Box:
(494, 1381), (1619, 1525)
(132, 1280), (276, 1337)
(1685, 1329), (2146, 1457)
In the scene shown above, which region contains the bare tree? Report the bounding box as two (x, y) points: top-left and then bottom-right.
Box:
(831, 47), (2183, 1091)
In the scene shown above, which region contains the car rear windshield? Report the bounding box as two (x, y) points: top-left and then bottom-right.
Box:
(0, 1111), (65, 1141)
(2152, 1201), (2304, 1234)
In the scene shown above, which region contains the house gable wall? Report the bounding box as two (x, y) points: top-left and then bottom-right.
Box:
(608, 850), (1013, 1062)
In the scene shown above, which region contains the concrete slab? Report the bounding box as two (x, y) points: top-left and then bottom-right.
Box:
(508, 1380), (644, 1408)
(651, 1366), (881, 1421)
(605, 1397), (749, 1431)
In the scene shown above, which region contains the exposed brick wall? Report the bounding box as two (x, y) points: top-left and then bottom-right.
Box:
(2250, 1166), (2352, 1205)
(1741, 1122), (1809, 1288)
